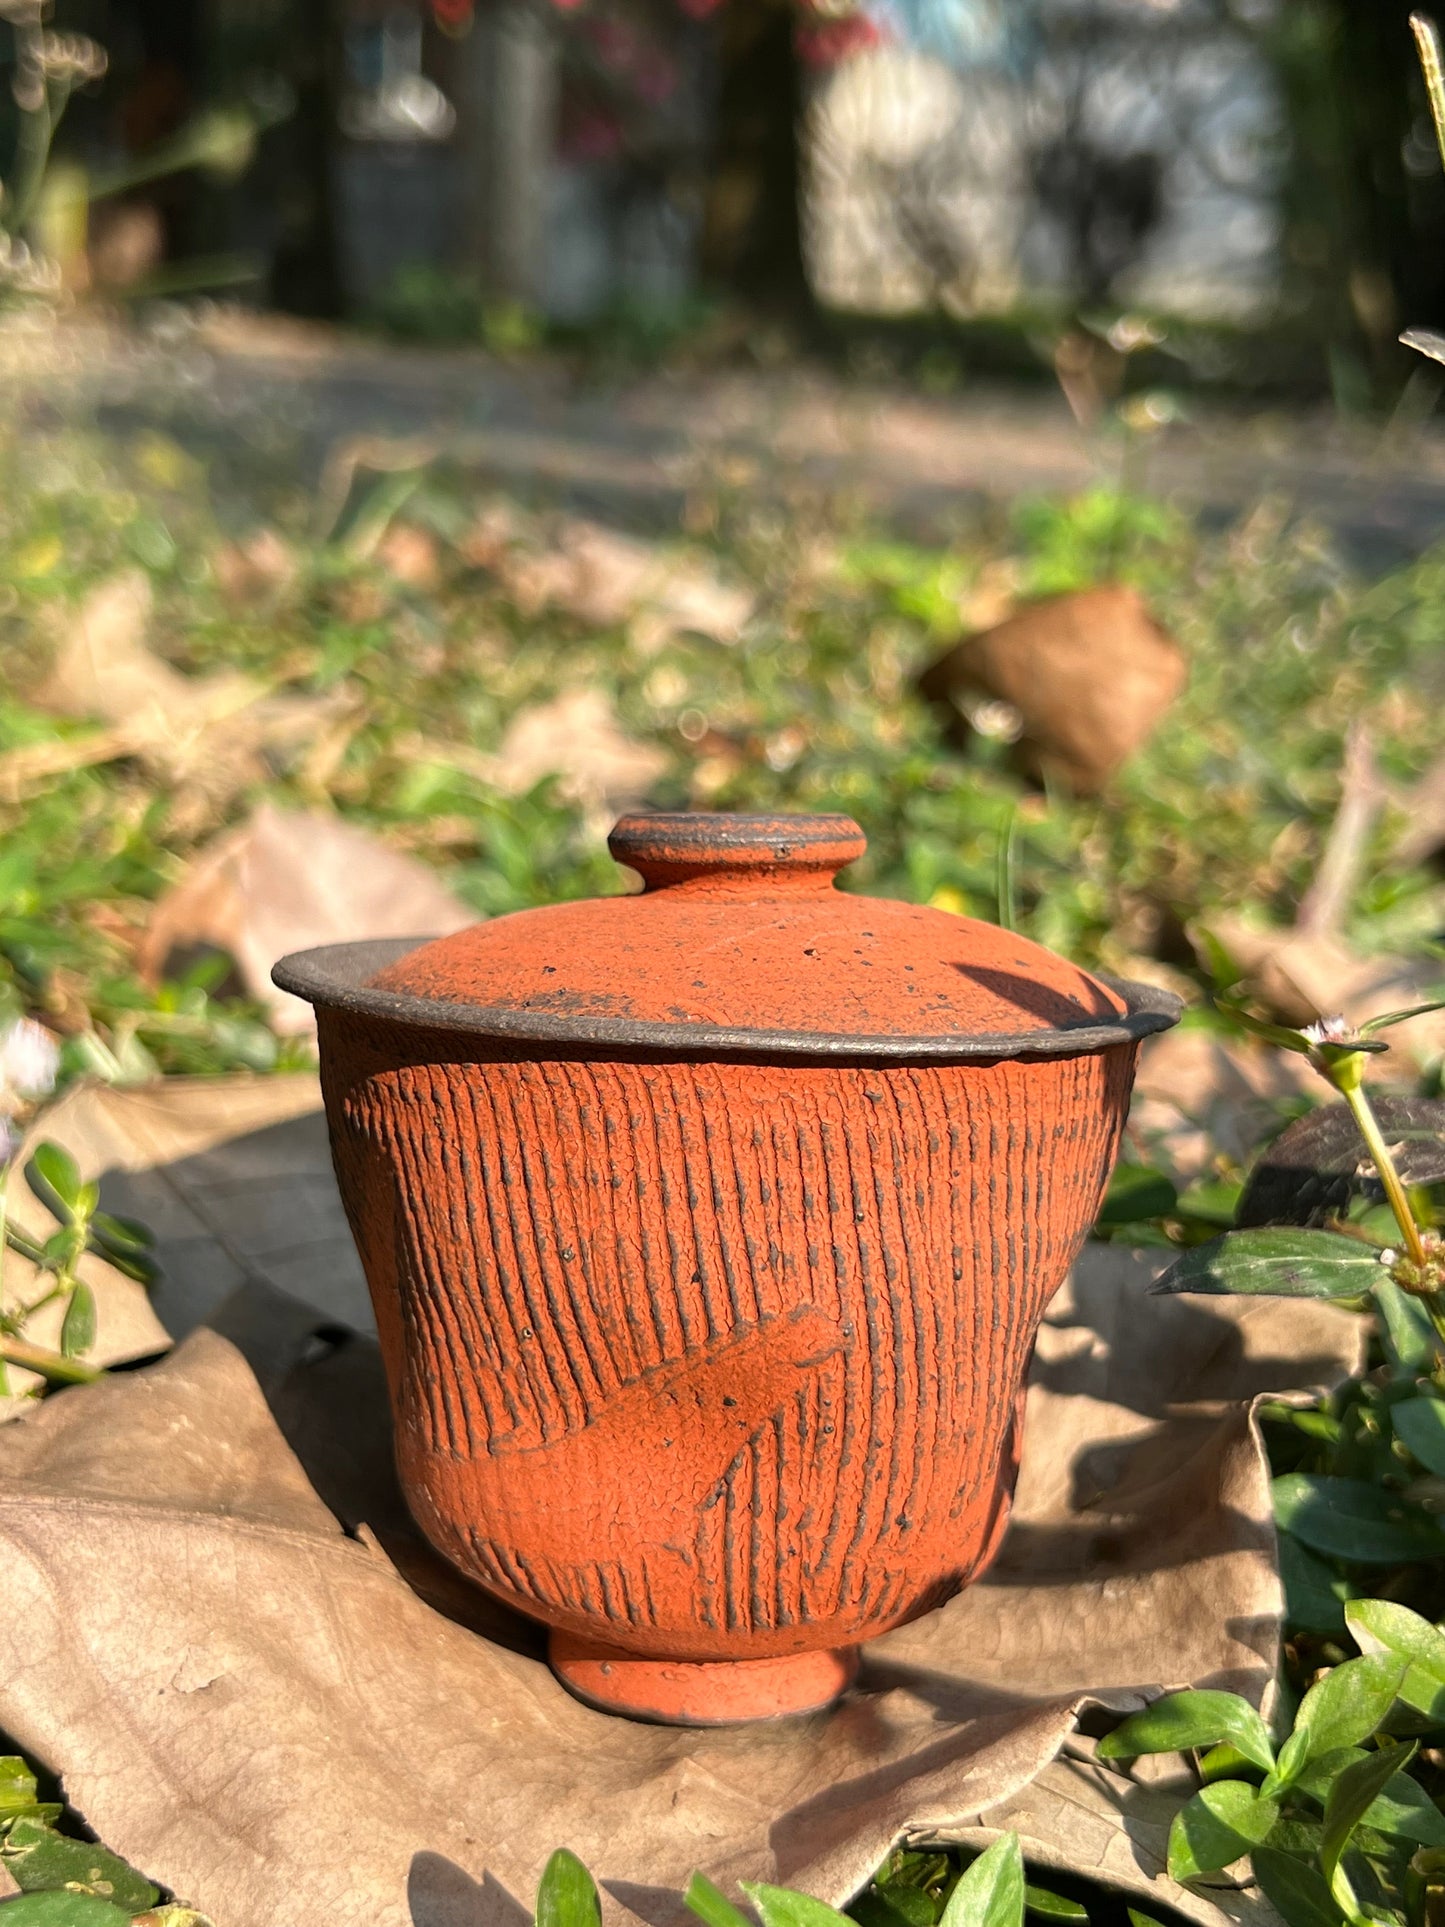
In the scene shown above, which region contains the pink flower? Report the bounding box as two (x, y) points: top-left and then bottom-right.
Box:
(795, 12), (881, 66)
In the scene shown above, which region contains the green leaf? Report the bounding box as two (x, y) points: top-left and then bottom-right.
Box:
(0, 1896), (135, 1925)
(851, 1893), (937, 1927)
(1149, 1229), (1383, 1300)
(1096, 1165), (1178, 1228)
(1361, 1001), (1445, 1035)
(1166, 1782), (1279, 1880)
(1390, 1398), (1445, 1477)
(1345, 1599), (1445, 1719)
(0, 1759), (38, 1819)
(1296, 1746), (1371, 1803)
(1096, 1690), (1275, 1772)
(0, 1818), (157, 1911)
(1278, 1534), (1354, 1636)
(1273, 1475), (1445, 1564)
(1295, 1654), (1406, 1759)
(1023, 1888), (1086, 1924)
(1288, 1745), (1444, 1839)
(87, 1215), (160, 1287)
(1200, 1742), (1255, 1782)
(1263, 1722), (1314, 1796)
(686, 1875), (753, 1927)
(1126, 1914), (1165, 1927)
(1264, 1815), (1324, 1855)
(1250, 1848), (1345, 1927)
(1215, 1003), (1313, 1054)
(25, 1145), (83, 1221)
(59, 1284), (95, 1362)
(742, 1883), (854, 1927)
(88, 1213), (153, 1255)
(1361, 1771), (1445, 1845)
(89, 1243), (159, 1288)
(535, 1850), (601, 1927)
(1322, 1744), (1417, 1912)
(39, 1231), (78, 1272)
(936, 1836), (1025, 1927)
(1374, 1281), (1438, 1376)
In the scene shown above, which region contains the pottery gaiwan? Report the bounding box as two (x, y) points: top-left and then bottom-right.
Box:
(275, 812), (1179, 1725)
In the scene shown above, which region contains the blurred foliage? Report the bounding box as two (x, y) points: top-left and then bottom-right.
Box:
(1, 410), (1444, 1085)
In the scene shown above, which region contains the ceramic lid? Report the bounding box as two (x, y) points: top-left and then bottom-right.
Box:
(274, 812), (1181, 1060)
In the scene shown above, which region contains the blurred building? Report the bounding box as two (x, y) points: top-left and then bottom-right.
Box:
(51, 0), (1285, 327)
(806, 0), (1283, 322)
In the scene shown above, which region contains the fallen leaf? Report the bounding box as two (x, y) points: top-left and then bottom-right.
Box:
(375, 524), (441, 589)
(211, 529), (298, 608)
(489, 687), (669, 821)
(918, 587), (1187, 794)
(39, 571), (258, 749)
(19, 572), (346, 831)
(465, 507), (755, 650)
(136, 804), (474, 1034)
(0, 1079), (1362, 1927)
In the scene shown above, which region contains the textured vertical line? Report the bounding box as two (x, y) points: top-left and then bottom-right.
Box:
(671, 1064), (741, 1342)
(473, 1072), (575, 1440)
(641, 1069), (700, 1355)
(521, 1063), (614, 1410)
(502, 1068), (595, 1434)
(372, 1081), (475, 1454)
(564, 1060), (645, 1387)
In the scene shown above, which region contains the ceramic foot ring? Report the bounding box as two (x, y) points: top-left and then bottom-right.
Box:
(550, 1636), (860, 1724)
(275, 811), (1180, 1726)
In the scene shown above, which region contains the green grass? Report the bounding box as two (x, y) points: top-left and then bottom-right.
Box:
(1, 414), (1443, 1085)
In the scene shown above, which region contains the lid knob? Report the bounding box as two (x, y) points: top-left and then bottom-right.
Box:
(609, 812), (866, 893)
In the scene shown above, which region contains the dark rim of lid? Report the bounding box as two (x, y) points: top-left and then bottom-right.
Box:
(273, 936), (1181, 1061)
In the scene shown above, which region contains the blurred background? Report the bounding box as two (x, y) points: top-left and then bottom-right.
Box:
(4, 0), (1445, 397)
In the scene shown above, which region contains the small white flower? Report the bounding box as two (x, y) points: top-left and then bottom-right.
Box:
(0, 1018), (60, 1104)
(1302, 1015), (1354, 1047)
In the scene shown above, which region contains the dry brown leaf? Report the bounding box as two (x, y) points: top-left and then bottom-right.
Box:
(137, 804), (473, 1034)
(39, 570), (259, 749)
(376, 524), (442, 589)
(0, 1076), (1362, 1927)
(466, 507), (755, 651)
(212, 529), (299, 609)
(20, 571), (347, 830)
(919, 587), (1187, 794)
(489, 687), (669, 821)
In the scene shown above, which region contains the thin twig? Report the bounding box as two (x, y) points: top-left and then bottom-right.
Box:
(1296, 720), (1380, 940)
(0, 1335), (102, 1385)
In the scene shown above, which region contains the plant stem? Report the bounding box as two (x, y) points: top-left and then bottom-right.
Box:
(1339, 1078), (1429, 1268)
(0, 1335), (102, 1384)
(4, 30), (57, 238)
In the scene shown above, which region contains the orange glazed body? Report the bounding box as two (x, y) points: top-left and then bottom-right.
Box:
(279, 813), (1177, 1722)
